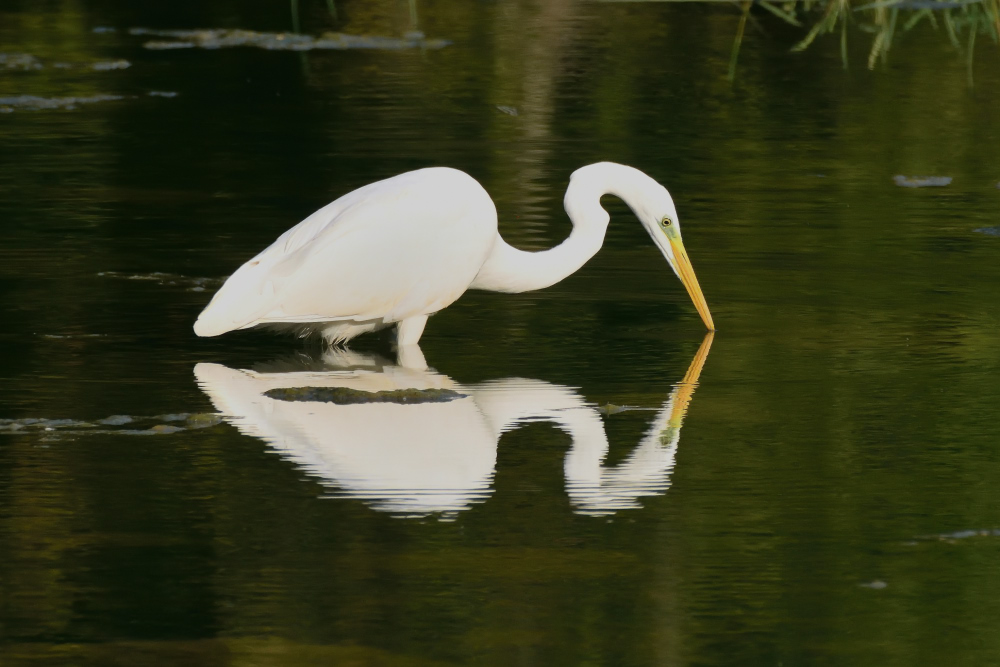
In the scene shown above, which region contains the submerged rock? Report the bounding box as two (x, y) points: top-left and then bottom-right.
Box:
(1, 54), (131, 72)
(97, 271), (222, 291)
(919, 528), (1000, 540)
(41, 333), (107, 339)
(893, 174), (952, 188)
(0, 411), (223, 436)
(0, 94), (126, 112)
(265, 386), (468, 404)
(0, 417), (92, 431)
(186, 413), (223, 428)
(99, 415), (134, 426)
(92, 59), (131, 71)
(148, 424), (185, 434)
(0, 53), (43, 70)
(129, 27), (450, 51)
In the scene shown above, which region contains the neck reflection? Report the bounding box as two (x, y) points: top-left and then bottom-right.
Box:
(195, 335), (712, 519)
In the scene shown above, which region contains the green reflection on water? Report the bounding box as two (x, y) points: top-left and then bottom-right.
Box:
(1, 0), (999, 666)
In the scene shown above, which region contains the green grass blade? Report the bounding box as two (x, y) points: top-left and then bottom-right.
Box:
(729, 1), (752, 81)
(793, 0), (840, 51)
(759, 0), (803, 26)
(967, 14), (977, 85)
(841, 1), (849, 67)
(943, 9), (962, 48)
(903, 8), (932, 31)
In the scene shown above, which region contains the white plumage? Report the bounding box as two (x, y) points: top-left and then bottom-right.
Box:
(194, 168), (496, 344)
(193, 332), (712, 517)
(194, 162), (714, 346)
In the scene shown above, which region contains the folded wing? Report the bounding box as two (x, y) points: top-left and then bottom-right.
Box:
(194, 168), (498, 337)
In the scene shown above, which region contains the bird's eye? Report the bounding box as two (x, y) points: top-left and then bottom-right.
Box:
(661, 217), (672, 228)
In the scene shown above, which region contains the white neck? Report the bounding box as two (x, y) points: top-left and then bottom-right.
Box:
(470, 162), (661, 294)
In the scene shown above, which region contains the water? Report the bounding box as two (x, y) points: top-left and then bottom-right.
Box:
(2, 1), (1000, 665)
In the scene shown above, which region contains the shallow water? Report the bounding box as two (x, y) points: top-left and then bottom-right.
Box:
(2, 1), (1000, 665)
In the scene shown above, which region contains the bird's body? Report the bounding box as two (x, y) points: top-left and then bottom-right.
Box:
(194, 168), (496, 344)
(194, 162), (714, 346)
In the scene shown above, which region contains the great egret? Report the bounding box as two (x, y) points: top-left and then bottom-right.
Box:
(194, 333), (712, 518)
(193, 162), (714, 345)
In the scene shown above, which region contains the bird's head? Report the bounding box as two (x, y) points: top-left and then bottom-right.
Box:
(634, 185), (715, 332)
(567, 162), (716, 330)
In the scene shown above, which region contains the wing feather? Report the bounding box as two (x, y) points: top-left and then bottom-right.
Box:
(194, 168), (497, 337)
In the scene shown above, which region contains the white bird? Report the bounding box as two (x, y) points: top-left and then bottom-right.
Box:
(193, 162), (714, 346)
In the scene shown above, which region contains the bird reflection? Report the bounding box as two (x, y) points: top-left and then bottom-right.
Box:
(194, 334), (712, 518)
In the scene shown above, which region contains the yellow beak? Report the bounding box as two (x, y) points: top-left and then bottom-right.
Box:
(669, 237), (715, 331)
(668, 331), (714, 427)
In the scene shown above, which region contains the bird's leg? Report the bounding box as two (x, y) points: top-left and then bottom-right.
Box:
(395, 315), (429, 371)
(396, 343), (428, 371)
(396, 315), (428, 346)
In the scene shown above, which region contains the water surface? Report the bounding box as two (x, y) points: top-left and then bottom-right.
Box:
(2, 1), (1000, 665)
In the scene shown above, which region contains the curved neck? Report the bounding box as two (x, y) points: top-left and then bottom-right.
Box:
(470, 163), (656, 294)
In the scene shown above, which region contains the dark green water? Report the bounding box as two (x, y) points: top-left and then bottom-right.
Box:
(2, 1), (1000, 665)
